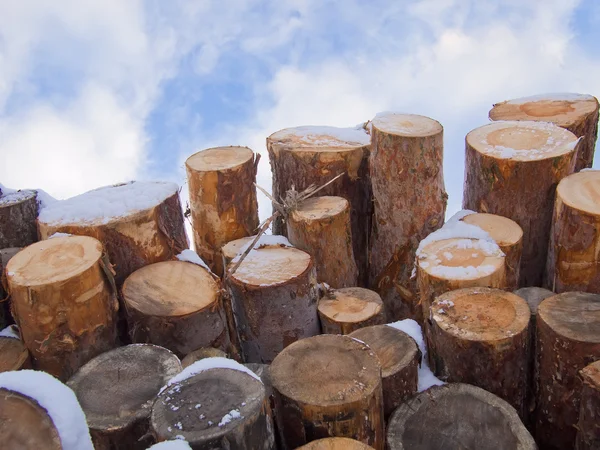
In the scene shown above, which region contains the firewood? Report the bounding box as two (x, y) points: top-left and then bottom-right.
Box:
(577, 360), (600, 450)
(0, 335), (30, 372)
(297, 437), (375, 449)
(318, 287), (385, 335)
(181, 348), (227, 369)
(0, 189), (38, 248)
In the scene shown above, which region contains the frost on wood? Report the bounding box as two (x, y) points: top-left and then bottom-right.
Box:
(0, 324), (19, 339)
(230, 235), (292, 264)
(176, 249), (210, 271)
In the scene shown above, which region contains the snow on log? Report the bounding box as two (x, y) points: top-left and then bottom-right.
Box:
(287, 196), (358, 288)
(220, 234), (291, 269)
(577, 360), (600, 450)
(0, 333), (30, 372)
(489, 93), (599, 171)
(297, 438), (375, 449)
(181, 348), (227, 369)
(0, 247), (21, 328)
(0, 189), (38, 249)
(369, 113), (447, 321)
(6, 236), (118, 381)
(463, 120), (579, 287)
(318, 287), (385, 335)
(67, 344), (182, 450)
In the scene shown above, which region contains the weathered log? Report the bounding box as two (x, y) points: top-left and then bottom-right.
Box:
(245, 363), (280, 448)
(67, 344), (182, 450)
(6, 235), (118, 380)
(349, 325), (419, 418)
(270, 334), (384, 450)
(463, 120), (579, 287)
(181, 348), (228, 369)
(287, 196), (358, 288)
(267, 125), (371, 285)
(38, 181), (188, 286)
(297, 437), (374, 449)
(0, 335), (31, 372)
(534, 292), (600, 450)
(489, 93), (600, 171)
(318, 287), (385, 335)
(386, 383), (536, 449)
(428, 288), (530, 418)
(1, 247), (21, 328)
(577, 360), (600, 450)
(0, 189), (38, 249)
(221, 235), (255, 267)
(369, 113), (446, 321)
(186, 146), (259, 275)
(122, 261), (230, 358)
(226, 245), (319, 363)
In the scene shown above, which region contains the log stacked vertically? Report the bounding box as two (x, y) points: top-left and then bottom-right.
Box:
(186, 146), (259, 275)
(0, 190), (38, 249)
(577, 360), (600, 450)
(369, 113), (446, 321)
(489, 93), (600, 171)
(463, 121), (579, 287)
(318, 287), (385, 335)
(0, 247), (21, 328)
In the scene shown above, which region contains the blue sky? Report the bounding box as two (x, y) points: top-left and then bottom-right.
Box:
(1, 0), (599, 224)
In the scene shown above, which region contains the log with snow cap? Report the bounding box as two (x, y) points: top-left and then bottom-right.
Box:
(318, 287), (386, 335)
(297, 438), (375, 449)
(0, 187), (38, 249)
(463, 120), (579, 287)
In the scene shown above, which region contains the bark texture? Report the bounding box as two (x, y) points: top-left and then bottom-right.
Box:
(577, 360), (600, 450)
(0, 336), (31, 372)
(318, 287), (385, 335)
(0, 247), (21, 329)
(0, 190), (38, 249)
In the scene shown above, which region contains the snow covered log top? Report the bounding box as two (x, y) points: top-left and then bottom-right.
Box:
(268, 125), (370, 148)
(297, 438), (375, 449)
(577, 360), (600, 450)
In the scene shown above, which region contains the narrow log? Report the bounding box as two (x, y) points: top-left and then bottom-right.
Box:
(1, 247), (21, 328)
(0, 189), (38, 249)
(186, 146), (259, 275)
(535, 292), (600, 450)
(463, 120), (579, 287)
(181, 348), (228, 369)
(122, 261), (230, 358)
(369, 113), (447, 321)
(489, 93), (600, 171)
(270, 334), (384, 450)
(287, 196), (358, 288)
(577, 360), (600, 450)
(7, 235), (118, 380)
(318, 287), (385, 335)
(349, 325), (419, 418)
(67, 344), (182, 450)
(297, 437), (374, 449)
(0, 335), (31, 372)
(386, 383), (536, 450)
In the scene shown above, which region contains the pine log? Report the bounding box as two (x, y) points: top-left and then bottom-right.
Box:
(577, 360), (600, 450)
(545, 170), (600, 293)
(429, 288), (530, 418)
(270, 334), (384, 450)
(221, 235), (255, 268)
(67, 344), (182, 450)
(349, 325), (419, 418)
(1, 247), (21, 328)
(463, 120), (579, 287)
(0, 335), (31, 372)
(186, 146), (259, 275)
(267, 125), (371, 285)
(226, 245), (319, 363)
(6, 235), (118, 380)
(38, 181), (188, 286)
(181, 348), (228, 369)
(122, 261), (230, 358)
(287, 196), (358, 288)
(369, 113), (447, 321)
(0, 189), (38, 249)
(461, 212), (523, 290)
(151, 367), (275, 449)
(534, 292), (600, 450)
(386, 383), (536, 450)
(318, 287), (385, 335)
(489, 93), (600, 171)
(297, 437), (374, 449)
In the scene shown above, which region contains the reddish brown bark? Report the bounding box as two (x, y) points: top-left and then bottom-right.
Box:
(577, 360), (600, 450)
(0, 190), (38, 248)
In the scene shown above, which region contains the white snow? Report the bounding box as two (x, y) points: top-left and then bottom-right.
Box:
(231, 234), (292, 263)
(0, 370), (93, 449)
(0, 324), (20, 339)
(503, 93), (595, 104)
(176, 249), (210, 271)
(0, 182), (57, 209)
(148, 440), (192, 449)
(272, 125), (370, 147)
(48, 232), (72, 239)
(218, 409), (242, 427)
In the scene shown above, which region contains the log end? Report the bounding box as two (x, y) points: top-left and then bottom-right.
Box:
(461, 213), (523, 247)
(297, 437), (374, 449)
(318, 287), (384, 334)
(371, 112), (442, 137)
(556, 169), (600, 216)
(537, 291), (600, 343)
(185, 146), (254, 172)
(513, 287), (554, 316)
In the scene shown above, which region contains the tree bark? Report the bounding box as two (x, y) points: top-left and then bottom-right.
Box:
(1, 247), (21, 328)
(297, 437), (375, 449)
(0, 189), (38, 249)
(0, 335), (31, 372)
(577, 360), (600, 450)
(318, 287), (385, 335)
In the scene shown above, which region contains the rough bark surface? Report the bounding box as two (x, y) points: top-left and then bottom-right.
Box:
(318, 287), (386, 335)
(0, 190), (38, 249)
(0, 336), (31, 372)
(0, 247), (21, 328)
(577, 360), (600, 450)
(297, 437), (375, 449)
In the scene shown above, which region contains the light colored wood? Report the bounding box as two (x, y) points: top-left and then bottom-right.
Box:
(577, 360), (600, 450)
(297, 437), (374, 449)
(318, 287), (385, 335)
(221, 235), (255, 267)
(0, 336), (31, 372)
(369, 113), (446, 321)
(0, 189), (38, 249)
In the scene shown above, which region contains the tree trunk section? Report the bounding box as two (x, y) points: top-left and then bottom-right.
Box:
(577, 360), (600, 450)
(318, 287), (385, 335)
(221, 235), (255, 268)
(0, 336), (31, 372)
(1, 247), (21, 328)
(181, 347), (228, 369)
(297, 437), (375, 449)
(0, 189), (38, 249)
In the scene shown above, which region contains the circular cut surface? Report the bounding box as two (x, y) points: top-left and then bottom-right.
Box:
(298, 437), (374, 449)
(0, 190), (36, 206)
(461, 213), (523, 246)
(557, 170), (600, 216)
(221, 236), (255, 261)
(371, 113), (442, 137)
(431, 288), (530, 341)
(350, 325), (419, 378)
(270, 334), (381, 406)
(467, 120), (578, 161)
(230, 245), (311, 286)
(268, 125), (370, 152)
(0, 338), (29, 372)
(292, 196), (348, 221)
(581, 360), (600, 389)
(538, 292), (600, 343)
(123, 261), (219, 317)
(6, 235), (101, 287)
(513, 287), (555, 316)
(186, 146), (254, 172)
(67, 344), (182, 430)
(319, 288), (383, 324)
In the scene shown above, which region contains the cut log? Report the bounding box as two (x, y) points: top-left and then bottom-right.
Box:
(267, 125), (371, 285)
(151, 367), (275, 449)
(6, 235), (118, 381)
(1, 247), (21, 328)
(226, 245), (319, 363)
(463, 120), (579, 287)
(0, 189), (38, 249)
(67, 344), (182, 450)
(270, 334), (384, 450)
(386, 383), (536, 450)
(369, 113), (447, 321)
(122, 261), (231, 358)
(349, 325), (419, 418)
(461, 212), (523, 290)
(297, 437), (374, 449)
(245, 363), (280, 448)
(577, 360), (600, 450)
(186, 146), (259, 275)
(545, 170), (600, 293)
(428, 288), (530, 418)
(38, 181), (188, 286)
(221, 235), (255, 267)
(181, 348), (228, 369)
(534, 292), (600, 450)
(318, 287), (385, 335)
(417, 237), (506, 321)
(489, 93), (600, 171)
(0, 336), (31, 372)
(287, 196), (358, 288)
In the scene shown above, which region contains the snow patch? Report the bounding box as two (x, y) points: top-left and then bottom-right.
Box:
(148, 440), (192, 449)
(176, 249), (210, 271)
(231, 235), (292, 263)
(0, 324), (20, 339)
(272, 125), (370, 147)
(48, 232), (72, 239)
(218, 409), (242, 427)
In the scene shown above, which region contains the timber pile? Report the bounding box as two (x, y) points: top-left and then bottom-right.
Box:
(577, 360), (600, 450)
(318, 287), (385, 334)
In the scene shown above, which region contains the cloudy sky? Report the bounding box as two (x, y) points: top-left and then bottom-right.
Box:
(1, 0), (599, 224)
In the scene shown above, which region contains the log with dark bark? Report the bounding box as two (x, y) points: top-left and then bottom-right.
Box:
(297, 438), (375, 449)
(318, 287), (385, 335)
(0, 335), (31, 372)
(0, 189), (38, 249)
(577, 360), (600, 450)
(0, 247), (21, 328)
(181, 348), (228, 369)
